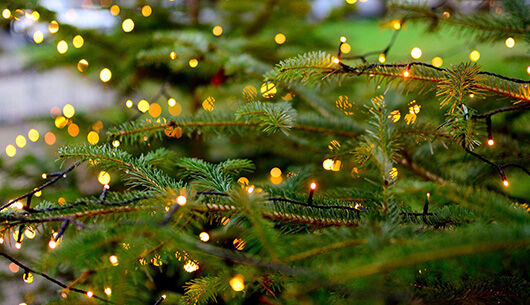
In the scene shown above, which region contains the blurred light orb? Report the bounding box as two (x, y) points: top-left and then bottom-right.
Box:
(469, 50), (480, 62)
(505, 37), (515, 48)
(87, 131), (99, 145)
(44, 132), (56, 145)
(378, 53), (386, 63)
(63, 104), (75, 118)
(432, 56), (443, 67)
(100, 68), (112, 82)
(189, 58), (198, 68)
(77, 59), (88, 72)
(270, 167), (282, 178)
(68, 123), (79, 137)
(49, 20), (59, 33)
(340, 43), (351, 54)
(2, 9), (11, 19)
(28, 129), (39, 142)
(168, 98), (176, 107)
(170, 51), (176, 60)
(72, 35), (84, 48)
(138, 100), (150, 113)
(141, 5), (152, 17)
(122, 18), (134, 32)
(110, 5), (120, 16)
(346, 0), (357, 3)
(230, 275), (245, 292)
(57, 40), (68, 54)
(33, 31), (44, 44)
(15, 135), (26, 148)
(212, 25), (223, 36)
(98, 171), (111, 185)
(410, 47), (422, 59)
(125, 100), (133, 108)
(5, 145), (16, 157)
(199, 232), (210, 242)
(274, 33), (286, 45)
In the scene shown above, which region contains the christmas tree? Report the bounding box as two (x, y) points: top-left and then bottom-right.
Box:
(0, 0), (529, 304)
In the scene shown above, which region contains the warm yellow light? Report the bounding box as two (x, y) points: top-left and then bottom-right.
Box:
(346, 0), (357, 4)
(62, 104), (75, 118)
(44, 132), (56, 145)
(183, 260), (199, 273)
(332, 160), (341, 171)
(332, 57), (340, 64)
(323, 159), (334, 170)
(212, 25), (223, 36)
(25, 228), (36, 239)
(125, 100), (133, 108)
(15, 135), (26, 148)
(49, 21), (59, 33)
(33, 31), (44, 44)
(487, 139), (494, 146)
(274, 33), (286, 45)
(199, 232), (210, 242)
(86, 291), (94, 298)
(189, 58), (198, 68)
(340, 43), (351, 54)
(270, 176), (282, 184)
(27, 129), (39, 142)
(72, 35), (84, 48)
(31, 11), (40, 21)
(76, 59), (88, 72)
(23, 272), (33, 283)
(469, 50), (480, 62)
(503, 179), (509, 187)
(109, 255), (119, 266)
(99, 68), (112, 82)
(260, 82), (276, 98)
(55, 116), (67, 129)
(230, 275), (245, 292)
(403, 70), (410, 77)
(87, 131), (99, 145)
(270, 167), (282, 178)
(392, 20), (401, 30)
(67, 124), (79, 137)
(168, 98), (176, 107)
(11, 201), (23, 209)
(112, 140), (120, 147)
(141, 5), (152, 17)
(2, 9), (10, 19)
(378, 53), (386, 63)
(98, 171), (111, 185)
(170, 51), (176, 60)
(177, 195), (187, 206)
(138, 100), (150, 113)
(122, 18), (134, 32)
(505, 37), (515, 48)
(310, 182), (317, 190)
(104, 287), (112, 296)
(6, 144), (16, 157)
(15, 242), (21, 249)
(247, 186), (254, 194)
(149, 103), (162, 118)
(34, 189), (42, 197)
(410, 47), (422, 59)
(48, 240), (57, 249)
(110, 5), (120, 16)
(57, 40), (68, 54)
(432, 56), (443, 67)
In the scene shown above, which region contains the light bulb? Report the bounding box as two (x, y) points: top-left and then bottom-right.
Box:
(487, 139), (494, 146)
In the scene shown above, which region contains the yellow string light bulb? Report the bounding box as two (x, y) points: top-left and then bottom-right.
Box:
(109, 255), (119, 266)
(62, 104), (75, 118)
(346, 0), (357, 4)
(98, 171), (111, 185)
(110, 5), (120, 16)
(212, 25), (223, 36)
(25, 228), (36, 239)
(122, 18), (134, 32)
(86, 291), (94, 298)
(410, 47), (422, 59)
(112, 140), (120, 147)
(260, 82), (277, 98)
(104, 287), (112, 296)
(229, 275), (245, 292)
(378, 53), (386, 63)
(503, 179), (509, 187)
(138, 100), (150, 113)
(15, 242), (22, 249)
(48, 239), (57, 249)
(99, 68), (112, 82)
(33, 31), (44, 44)
(125, 100), (133, 108)
(403, 70), (410, 77)
(141, 5), (152, 17)
(168, 98), (176, 107)
(310, 182), (317, 190)
(199, 232), (210, 242)
(247, 186), (255, 194)
(5, 144), (16, 157)
(488, 138), (494, 146)
(15, 135), (26, 148)
(2, 9), (11, 19)
(469, 50), (480, 62)
(274, 33), (286, 44)
(56, 40), (68, 54)
(505, 37), (515, 48)
(432, 56), (443, 67)
(77, 59), (88, 72)
(392, 20), (401, 30)
(340, 43), (351, 54)
(189, 58), (198, 68)
(177, 195), (187, 206)
(48, 20), (59, 33)
(170, 51), (176, 60)
(87, 131), (99, 145)
(270, 167), (282, 178)
(28, 129), (39, 142)
(332, 57), (340, 64)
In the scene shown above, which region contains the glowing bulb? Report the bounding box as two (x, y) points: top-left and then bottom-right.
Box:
(392, 20), (401, 30)
(162, 295), (166, 299)
(503, 179), (509, 187)
(48, 21), (59, 33)
(72, 35), (84, 48)
(15, 135), (26, 148)
(77, 59), (88, 72)
(15, 242), (21, 249)
(48, 240), (57, 249)
(170, 51), (176, 60)
(527, 66), (530, 75)
(99, 68), (112, 82)
(189, 58), (198, 68)
(125, 100), (133, 108)
(109, 255), (119, 266)
(270, 167), (282, 178)
(168, 98), (176, 107)
(230, 275), (245, 292)
(28, 129), (39, 142)
(469, 50), (480, 62)
(340, 43), (351, 54)
(57, 40), (68, 54)
(86, 291), (93, 298)
(25, 228), (36, 239)
(432, 56), (443, 67)
(2, 9), (11, 19)
(12, 201), (23, 209)
(122, 18), (134, 32)
(212, 25), (223, 36)
(33, 31), (44, 44)
(340, 36), (347, 43)
(505, 37), (515, 48)
(332, 57), (340, 64)
(62, 104), (75, 118)
(426, 192), (430, 199)
(0, 237), (3, 244)
(110, 5), (120, 16)
(112, 140), (120, 147)
(323, 159), (334, 170)
(104, 287), (112, 296)
(87, 131), (99, 145)
(487, 139), (494, 146)
(141, 5), (152, 17)
(183, 260), (199, 272)
(177, 195), (187, 206)
(247, 186), (255, 194)
(310, 182), (317, 190)
(403, 70), (410, 77)
(138, 100), (150, 112)
(410, 47), (422, 59)
(199, 232), (210, 242)
(274, 33), (286, 44)
(378, 53), (386, 63)
(98, 171), (111, 185)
